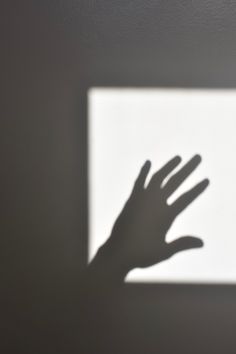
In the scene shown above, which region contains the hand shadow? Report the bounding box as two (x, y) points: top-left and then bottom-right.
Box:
(87, 154), (209, 285)
(80, 154), (209, 354)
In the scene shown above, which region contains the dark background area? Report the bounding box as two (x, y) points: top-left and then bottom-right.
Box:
(2, 1), (236, 353)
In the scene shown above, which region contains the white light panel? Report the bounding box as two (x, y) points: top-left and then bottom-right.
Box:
(89, 88), (236, 283)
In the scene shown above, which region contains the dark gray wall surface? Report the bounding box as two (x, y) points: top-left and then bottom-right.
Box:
(2, 1), (236, 353)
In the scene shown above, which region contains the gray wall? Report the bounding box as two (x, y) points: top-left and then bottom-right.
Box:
(2, 1), (236, 353)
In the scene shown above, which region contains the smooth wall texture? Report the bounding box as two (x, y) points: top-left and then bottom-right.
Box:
(2, 1), (236, 353)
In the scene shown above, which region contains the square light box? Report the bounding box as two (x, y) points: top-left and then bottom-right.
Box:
(88, 88), (236, 283)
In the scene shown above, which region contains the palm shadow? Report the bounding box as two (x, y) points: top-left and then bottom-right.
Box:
(79, 155), (215, 354)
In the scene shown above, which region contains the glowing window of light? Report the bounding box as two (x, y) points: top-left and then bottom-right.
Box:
(89, 88), (236, 283)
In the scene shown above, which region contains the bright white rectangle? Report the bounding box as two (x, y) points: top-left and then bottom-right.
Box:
(88, 88), (236, 283)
